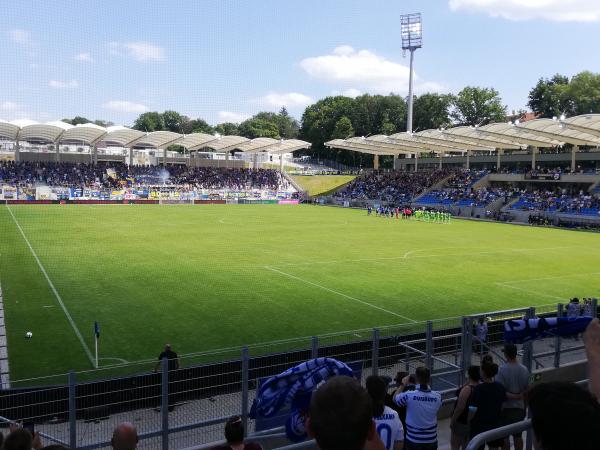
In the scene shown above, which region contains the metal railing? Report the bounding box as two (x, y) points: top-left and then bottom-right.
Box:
(1, 302), (596, 450)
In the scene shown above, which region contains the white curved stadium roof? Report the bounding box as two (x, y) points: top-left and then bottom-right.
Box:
(0, 119), (310, 153)
(325, 114), (600, 156)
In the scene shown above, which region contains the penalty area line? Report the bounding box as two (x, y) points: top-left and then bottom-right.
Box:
(6, 205), (96, 366)
(264, 265), (417, 323)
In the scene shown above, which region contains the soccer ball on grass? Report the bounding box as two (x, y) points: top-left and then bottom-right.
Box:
(25, 331), (32, 339)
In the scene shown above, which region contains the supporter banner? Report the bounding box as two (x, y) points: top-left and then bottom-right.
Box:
(54, 187), (70, 200)
(525, 173), (561, 181)
(70, 187), (84, 198)
(2, 185), (17, 200)
(110, 190), (125, 200)
(503, 316), (592, 343)
(278, 200), (299, 205)
(20, 188), (36, 201)
(36, 186), (53, 200)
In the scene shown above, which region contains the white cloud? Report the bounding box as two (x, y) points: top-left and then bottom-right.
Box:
(260, 92), (315, 109)
(110, 42), (165, 62)
(102, 100), (148, 113)
(0, 101), (21, 111)
(449, 0), (600, 22)
(49, 79), (79, 89)
(74, 52), (94, 62)
(300, 46), (441, 94)
(332, 88), (363, 98)
(217, 111), (250, 123)
(9, 29), (30, 44)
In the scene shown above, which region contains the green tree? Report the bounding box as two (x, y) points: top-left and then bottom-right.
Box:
(527, 74), (571, 118)
(183, 118), (213, 135)
(133, 112), (165, 132)
(238, 118), (280, 139)
(253, 108), (299, 138)
(451, 86), (506, 126)
(412, 93), (454, 131)
(332, 116), (354, 139)
(93, 119), (114, 127)
(162, 110), (185, 133)
(214, 122), (239, 136)
(565, 71), (600, 115)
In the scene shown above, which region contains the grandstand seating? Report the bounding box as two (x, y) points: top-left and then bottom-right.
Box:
(510, 190), (600, 216)
(0, 161), (289, 191)
(334, 169), (452, 203)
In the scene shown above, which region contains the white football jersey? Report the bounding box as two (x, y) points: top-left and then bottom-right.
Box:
(374, 406), (404, 450)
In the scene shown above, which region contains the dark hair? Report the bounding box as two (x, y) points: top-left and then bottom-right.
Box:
(481, 361), (498, 379)
(224, 416), (244, 444)
(3, 429), (33, 450)
(529, 382), (600, 450)
(309, 376), (373, 450)
(415, 366), (431, 388)
(503, 343), (518, 359)
(481, 354), (494, 365)
(365, 375), (387, 417)
(42, 446), (70, 450)
(467, 365), (481, 382)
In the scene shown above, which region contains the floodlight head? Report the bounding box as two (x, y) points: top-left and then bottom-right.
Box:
(515, 119), (520, 125)
(401, 13), (422, 51)
(560, 114), (566, 121)
(552, 116), (557, 121)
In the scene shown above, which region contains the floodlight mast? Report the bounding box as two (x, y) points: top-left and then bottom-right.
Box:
(401, 13), (422, 134)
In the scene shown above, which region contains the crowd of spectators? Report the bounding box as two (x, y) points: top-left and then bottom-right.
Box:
(334, 169), (453, 203)
(511, 189), (600, 215)
(0, 161), (287, 191)
(420, 187), (512, 208)
(445, 170), (488, 188)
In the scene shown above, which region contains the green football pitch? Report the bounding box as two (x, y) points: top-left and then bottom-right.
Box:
(1, 204), (599, 381)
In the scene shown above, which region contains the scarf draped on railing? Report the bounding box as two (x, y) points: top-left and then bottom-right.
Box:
(503, 316), (592, 343)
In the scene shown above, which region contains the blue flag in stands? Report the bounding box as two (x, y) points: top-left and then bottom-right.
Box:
(250, 358), (353, 442)
(503, 316), (592, 344)
(94, 321), (100, 339)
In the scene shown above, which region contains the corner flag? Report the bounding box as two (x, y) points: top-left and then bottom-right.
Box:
(94, 321), (100, 368)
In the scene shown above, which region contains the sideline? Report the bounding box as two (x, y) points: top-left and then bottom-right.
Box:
(6, 205), (96, 366)
(264, 265), (417, 323)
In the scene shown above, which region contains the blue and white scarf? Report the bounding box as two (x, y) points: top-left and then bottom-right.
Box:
(503, 316), (592, 343)
(250, 357), (354, 441)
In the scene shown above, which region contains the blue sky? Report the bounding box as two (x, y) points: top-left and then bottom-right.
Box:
(1, 0), (599, 126)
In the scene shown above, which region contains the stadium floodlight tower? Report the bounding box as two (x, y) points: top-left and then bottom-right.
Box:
(401, 13), (422, 134)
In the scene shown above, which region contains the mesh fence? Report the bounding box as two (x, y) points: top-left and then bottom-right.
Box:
(3, 303), (595, 450)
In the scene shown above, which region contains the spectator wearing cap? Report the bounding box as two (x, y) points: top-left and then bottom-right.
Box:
(496, 344), (529, 450)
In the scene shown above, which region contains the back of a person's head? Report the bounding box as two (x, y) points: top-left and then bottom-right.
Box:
(4, 429), (33, 450)
(365, 375), (387, 417)
(415, 366), (431, 386)
(224, 416), (244, 444)
(481, 361), (498, 379)
(503, 343), (518, 359)
(111, 422), (138, 450)
(467, 365), (481, 382)
(308, 376), (373, 450)
(529, 382), (600, 450)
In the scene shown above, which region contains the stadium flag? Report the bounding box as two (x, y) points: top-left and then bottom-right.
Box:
(94, 321), (100, 368)
(503, 317), (592, 344)
(250, 358), (354, 442)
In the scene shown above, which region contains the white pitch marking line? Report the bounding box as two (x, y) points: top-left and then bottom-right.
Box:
(42, 305), (55, 308)
(99, 357), (129, 364)
(6, 205), (95, 366)
(497, 272), (600, 284)
(264, 265), (417, 323)
(274, 246), (578, 268)
(493, 282), (564, 300)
